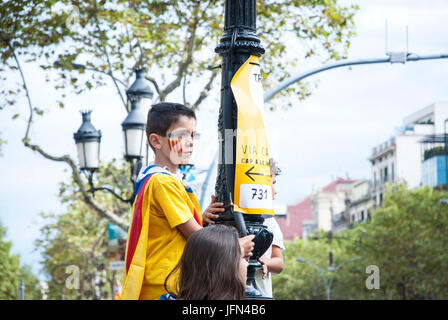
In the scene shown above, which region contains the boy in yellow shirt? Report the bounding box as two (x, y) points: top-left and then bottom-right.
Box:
(121, 102), (254, 300)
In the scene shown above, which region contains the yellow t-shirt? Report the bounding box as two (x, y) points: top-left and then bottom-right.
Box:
(139, 173), (202, 300)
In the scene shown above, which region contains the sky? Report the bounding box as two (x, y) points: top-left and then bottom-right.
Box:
(1, 0), (448, 281)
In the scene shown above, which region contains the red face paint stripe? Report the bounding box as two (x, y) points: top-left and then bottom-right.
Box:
(169, 138), (183, 154)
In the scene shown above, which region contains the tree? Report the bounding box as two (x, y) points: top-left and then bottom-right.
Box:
(272, 235), (330, 299)
(273, 183), (448, 300)
(34, 159), (131, 300)
(0, 0), (358, 231)
(343, 183), (448, 299)
(272, 230), (361, 300)
(0, 220), (43, 300)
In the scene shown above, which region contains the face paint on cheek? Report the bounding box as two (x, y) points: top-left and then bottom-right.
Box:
(168, 137), (183, 154)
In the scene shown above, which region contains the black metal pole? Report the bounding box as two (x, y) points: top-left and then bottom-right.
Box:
(215, 0), (264, 217)
(214, 0), (272, 300)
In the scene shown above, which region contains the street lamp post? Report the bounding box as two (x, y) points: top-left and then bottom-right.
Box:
(121, 97), (147, 186)
(296, 256), (360, 300)
(125, 68), (154, 116)
(214, 0), (273, 299)
(74, 110), (102, 173)
(126, 68), (155, 168)
(73, 68), (154, 204)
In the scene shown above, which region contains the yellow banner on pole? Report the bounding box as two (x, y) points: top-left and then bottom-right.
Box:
(231, 55), (274, 215)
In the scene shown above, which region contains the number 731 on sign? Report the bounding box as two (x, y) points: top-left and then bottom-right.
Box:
(252, 188), (268, 200)
(239, 184), (273, 210)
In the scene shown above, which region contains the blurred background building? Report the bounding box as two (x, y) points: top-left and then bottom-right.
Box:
(276, 102), (448, 239)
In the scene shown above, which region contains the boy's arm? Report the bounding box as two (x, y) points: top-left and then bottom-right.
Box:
(153, 176), (201, 235)
(202, 195), (224, 226)
(177, 217), (202, 239)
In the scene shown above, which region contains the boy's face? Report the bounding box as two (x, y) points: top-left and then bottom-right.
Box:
(150, 115), (197, 166)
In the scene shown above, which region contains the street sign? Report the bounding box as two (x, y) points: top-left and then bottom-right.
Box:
(107, 223), (127, 272)
(231, 55), (274, 215)
(109, 261), (125, 271)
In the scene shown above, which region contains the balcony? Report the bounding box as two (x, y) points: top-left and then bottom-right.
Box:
(423, 146), (447, 161)
(420, 135), (448, 188)
(421, 154), (447, 188)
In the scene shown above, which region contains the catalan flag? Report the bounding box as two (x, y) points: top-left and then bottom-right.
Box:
(168, 137), (183, 154)
(120, 164), (201, 300)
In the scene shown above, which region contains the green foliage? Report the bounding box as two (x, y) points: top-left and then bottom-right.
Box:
(272, 230), (362, 300)
(0, 0), (69, 109)
(423, 146), (446, 161)
(258, 0), (358, 108)
(273, 183), (448, 300)
(35, 159), (132, 300)
(0, 0), (358, 111)
(272, 236), (331, 299)
(347, 184), (448, 299)
(0, 220), (43, 300)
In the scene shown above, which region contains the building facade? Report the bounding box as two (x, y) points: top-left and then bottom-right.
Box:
(369, 103), (448, 206)
(276, 195), (312, 241)
(310, 178), (356, 233)
(276, 178), (357, 240)
(279, 103), (448, 239)
(346, 179), (373, 226)
(420, 134), (448, 188)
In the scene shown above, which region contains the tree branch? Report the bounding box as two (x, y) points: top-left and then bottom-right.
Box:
(191, 68), (219, 111)
(182, 72), (187, 106)
(158, 4), (201, 101)
(92, 0), (127, 111)
(23, 143), (130, 232)
(53, 61), (127, 88)
(145, 75), (160, 96)
(8, 39), (130, 232)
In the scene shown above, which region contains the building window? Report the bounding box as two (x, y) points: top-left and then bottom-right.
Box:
(379, 193), (383, 205)
(361, 210), (365, 221)
(384, 167), (388, 182)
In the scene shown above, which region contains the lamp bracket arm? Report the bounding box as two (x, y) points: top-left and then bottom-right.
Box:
(86, 185), (134, 204)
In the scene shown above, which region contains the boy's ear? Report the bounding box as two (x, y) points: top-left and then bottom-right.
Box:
(149, 133), (162, 150)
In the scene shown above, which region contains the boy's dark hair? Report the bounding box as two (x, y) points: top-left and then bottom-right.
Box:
(146, 102), (196, 150)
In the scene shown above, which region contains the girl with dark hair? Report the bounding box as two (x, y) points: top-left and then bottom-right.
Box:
(162, 224), (248, 300)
